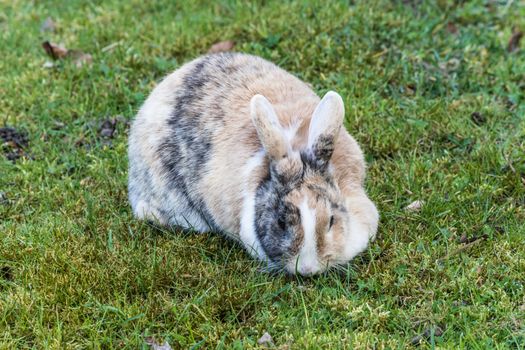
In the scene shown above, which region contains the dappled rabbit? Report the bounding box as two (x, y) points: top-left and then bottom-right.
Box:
(128, 53), (379, 275)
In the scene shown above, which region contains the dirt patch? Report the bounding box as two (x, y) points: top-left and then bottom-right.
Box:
(1, 126), (29, 161)
(1, 266), (13, 281)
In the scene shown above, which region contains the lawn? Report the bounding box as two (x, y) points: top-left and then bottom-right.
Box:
(1, 0), (525, 348)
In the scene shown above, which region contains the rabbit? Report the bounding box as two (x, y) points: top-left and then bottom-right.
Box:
(128, 52), (379, 275)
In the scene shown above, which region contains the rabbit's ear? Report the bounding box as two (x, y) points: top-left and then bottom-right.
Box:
(251, 94), (290, 160)
(306, 91), (344, 169)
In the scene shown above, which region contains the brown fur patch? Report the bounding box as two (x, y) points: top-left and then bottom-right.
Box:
(285, 189), (305, 256)
(284, 173), (344, 264)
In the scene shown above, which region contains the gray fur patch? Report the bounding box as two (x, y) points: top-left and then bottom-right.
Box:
(254, 155), (337, 265)
(156, 53), (260, 232)
(302, 134), (335, 171)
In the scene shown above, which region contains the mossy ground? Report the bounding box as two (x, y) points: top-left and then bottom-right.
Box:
(1, 0), (524, 348)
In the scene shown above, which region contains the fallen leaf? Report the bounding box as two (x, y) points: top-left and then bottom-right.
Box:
(470, 112), (486, 126)
(257, 332), (274, 346)
(405, 83), (416, 96)
(508, 28), (523, 52)
(208, 40), (235, 53)
(42, 41), (68, 60)
(42, 41), (93, 68)
(40, 17), (56, 32)
(144, 337), (173, 350)
(446, 22), (458, 34)
(405, 200), (423, 212)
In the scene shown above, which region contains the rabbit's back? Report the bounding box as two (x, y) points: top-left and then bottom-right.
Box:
(128, 53), (318, 233)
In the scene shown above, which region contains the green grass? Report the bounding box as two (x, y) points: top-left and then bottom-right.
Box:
(1, 0), (525, 348)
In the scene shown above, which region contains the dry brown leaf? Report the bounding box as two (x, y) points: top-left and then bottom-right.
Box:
(405, 83), (416, 96)
(508, 29), (523, 52)
(42, 41), (68, 60)
(208, 40), (235, 53)
(446, 22), (458, 34)
(42, 41), (93, 68)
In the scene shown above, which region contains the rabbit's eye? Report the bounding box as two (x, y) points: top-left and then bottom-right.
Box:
(329, 215), (335, 229)
(277, 217), (286, 230)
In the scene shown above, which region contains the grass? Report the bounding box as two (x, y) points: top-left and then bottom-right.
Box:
(1, 0), (524, 348)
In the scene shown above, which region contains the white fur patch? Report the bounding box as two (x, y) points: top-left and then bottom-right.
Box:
(342, 217), (371, 261)
(340, 194), (378, 261)
(239, 150), (268, 261)
(294, 197), (319, 275)
(282, 119), (301, 153)
(133, 199), (166, 225)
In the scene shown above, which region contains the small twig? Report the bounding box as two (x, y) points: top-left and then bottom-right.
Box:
(437, 238), (485, 263)
(102, 41), (122, 53)
(459, 233), (488, 245)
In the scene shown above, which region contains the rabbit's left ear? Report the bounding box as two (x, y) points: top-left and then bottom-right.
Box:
(251, 94), (291, 161)
(307, 91), (344, 169)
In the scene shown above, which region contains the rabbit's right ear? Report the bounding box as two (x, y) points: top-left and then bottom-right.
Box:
(306, 91), (344, 170)
(251, 94), (290, 160)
